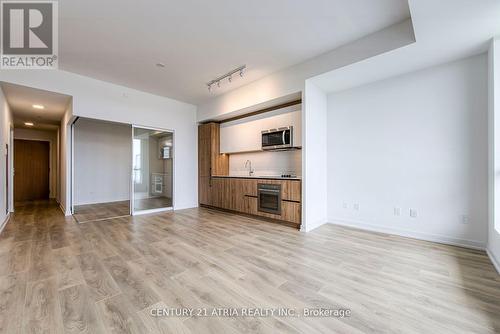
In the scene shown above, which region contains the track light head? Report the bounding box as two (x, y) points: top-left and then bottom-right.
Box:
(206, 65), (246, 92)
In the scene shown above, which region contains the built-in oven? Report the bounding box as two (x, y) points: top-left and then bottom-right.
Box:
(258, 183), (281, 215)
(262, 126), (293, 150)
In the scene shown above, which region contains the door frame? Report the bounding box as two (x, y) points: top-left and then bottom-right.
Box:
(8, 128), (13, 213)
(131, 124), (175, 216)
(13, 137), (56, 200)
(13, 138), (51, 202)
(70, 119), (75, 215)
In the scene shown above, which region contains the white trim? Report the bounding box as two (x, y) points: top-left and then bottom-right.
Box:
(132, 207), (173, 216)
(130, 125), (134, 215)
(0, 213), (10, 235)
(329, 218), (486, 250)
(9, 128), (13, 213)
(487, 248), (500, 274)
(73, 199), (129, 207)
(59, 203), (70, 216)
(70, 120), (74, 214)
(301, 219), (328, 232)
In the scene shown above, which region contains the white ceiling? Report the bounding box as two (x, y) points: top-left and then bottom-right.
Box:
(59, 0), (410, 104)
(311, 0), (500, 93)
(1, 82), (71, 130)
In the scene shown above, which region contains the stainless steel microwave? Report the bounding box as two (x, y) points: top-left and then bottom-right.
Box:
(261, 126), (293, 150)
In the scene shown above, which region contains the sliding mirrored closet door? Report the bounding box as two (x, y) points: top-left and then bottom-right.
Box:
(132, 126), (174, 214)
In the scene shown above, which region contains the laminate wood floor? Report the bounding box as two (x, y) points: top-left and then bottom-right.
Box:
(134, 197), (172, 211)
(0, 200), (499, 334)
(73, 201), (130, 223)
(74, 198), (173, 223)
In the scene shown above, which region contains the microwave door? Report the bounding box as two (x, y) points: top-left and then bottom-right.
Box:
(263, 131), (286, 149)
(263, 132), (282, 147)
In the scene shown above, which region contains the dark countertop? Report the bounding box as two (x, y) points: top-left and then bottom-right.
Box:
(212, 175), (301, 181)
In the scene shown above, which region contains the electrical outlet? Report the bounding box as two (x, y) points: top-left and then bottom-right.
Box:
(409, 209), (418, 218)
(461, 215), (469, 224)
(394, 207), (401, 216)
(353, 203), (360, 211)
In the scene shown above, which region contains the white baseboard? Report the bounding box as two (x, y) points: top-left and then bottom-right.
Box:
(75, 198), (129, 206)
(329, 218), (486, 250)
(301, 219), (328, 232)
(0, 213), (11, 235)
(486, 248), (500, 274)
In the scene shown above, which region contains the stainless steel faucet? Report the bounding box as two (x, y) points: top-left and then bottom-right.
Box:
(244, 160), (254, 176)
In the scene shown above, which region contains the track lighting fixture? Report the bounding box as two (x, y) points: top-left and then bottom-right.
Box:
(207, 65), (246, 92)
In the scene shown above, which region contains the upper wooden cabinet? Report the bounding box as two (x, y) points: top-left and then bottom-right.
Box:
(198, 123), (229, 205)
(198, 123), (228, 177)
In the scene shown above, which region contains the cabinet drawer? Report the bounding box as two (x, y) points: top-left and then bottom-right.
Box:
(282, 180), (301, 202)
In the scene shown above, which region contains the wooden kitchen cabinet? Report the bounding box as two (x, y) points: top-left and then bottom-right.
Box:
(244, 195), (258, 215)
(282, 180), (301, 202)
(209, 176), (301, 226)
(230, 179), (247, 212)
(198, 122), (301, 226)
(199, 176), (211, 206)
(281, 200), (301, 225)
(210, 177), (231, 209)
(198, 123), (229, 205)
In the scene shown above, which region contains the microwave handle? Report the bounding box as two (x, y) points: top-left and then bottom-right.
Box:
(282, 130), (286, 145)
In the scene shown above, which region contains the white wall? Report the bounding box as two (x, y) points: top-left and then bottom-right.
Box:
(0, 87), (12, 229)
(197, 20), (414, 122)
(229, 150), (302, 177)
(488, 39), (500, 272)
(222, 105), (302, 177)
(327, 55), (488, 248)
(14, 128), (58, 199)
(74, 119), (131, 205)
(302, 81), (328, 232)
(220, 106), (302, 154)
(0, 69), (198, 211)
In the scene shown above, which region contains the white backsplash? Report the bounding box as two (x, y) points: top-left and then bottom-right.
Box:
(229, 150), (302, 177)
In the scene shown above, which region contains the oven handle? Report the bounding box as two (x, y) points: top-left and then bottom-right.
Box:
(259, 189), (281, 194)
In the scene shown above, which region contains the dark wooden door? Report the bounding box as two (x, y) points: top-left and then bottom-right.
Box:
(14, 139), (50, 202)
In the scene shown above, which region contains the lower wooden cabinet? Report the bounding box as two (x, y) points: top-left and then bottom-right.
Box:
(199, 176), (211, 206)
(210, 178), (231, 209)
(243, 196), (258, 215)
(204, 177), (301, 226)
(281, 201), (301, 224)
